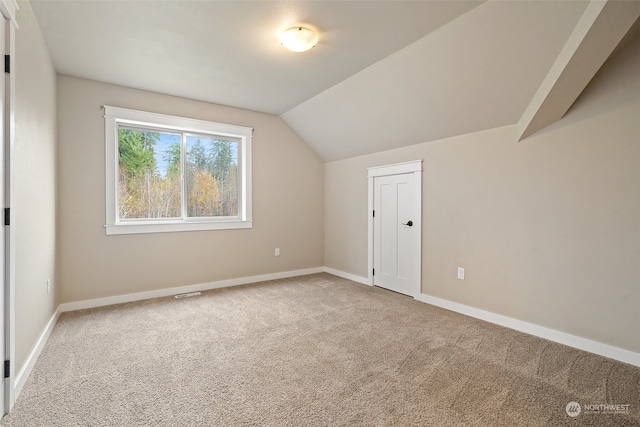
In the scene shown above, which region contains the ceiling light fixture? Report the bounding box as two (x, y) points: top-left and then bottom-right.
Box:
(279, 26), (318, 52)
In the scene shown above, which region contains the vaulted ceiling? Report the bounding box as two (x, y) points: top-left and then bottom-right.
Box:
(29, 0), (639, 161)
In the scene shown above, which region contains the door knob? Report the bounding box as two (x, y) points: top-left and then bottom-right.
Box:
(402, 220), (413, 227)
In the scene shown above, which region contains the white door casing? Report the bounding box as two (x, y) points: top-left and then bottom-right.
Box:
(0, 0), (16, 415)
(0, 14), (5, 416)
(368, 160), (422, 297)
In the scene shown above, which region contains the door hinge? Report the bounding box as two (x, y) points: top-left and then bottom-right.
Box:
(372, 268), (375, 276)
(4, 207), (9, 226)
(3, 360), (9, 378)
(372, 210), (375, 217)
(4, 55), (9, 74)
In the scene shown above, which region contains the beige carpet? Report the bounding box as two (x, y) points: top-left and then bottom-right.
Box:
(2, 273), (639, 426)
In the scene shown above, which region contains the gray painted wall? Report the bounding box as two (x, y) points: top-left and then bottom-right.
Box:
(14, 1), (58, 374)
(324, 34), (640, 353)
(56, 76), (324, 303)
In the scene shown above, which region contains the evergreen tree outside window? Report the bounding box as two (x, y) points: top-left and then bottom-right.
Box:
(104, 106), (252, 235)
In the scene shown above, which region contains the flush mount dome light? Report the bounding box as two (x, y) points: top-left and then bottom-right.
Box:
(279, 26), (318, 52)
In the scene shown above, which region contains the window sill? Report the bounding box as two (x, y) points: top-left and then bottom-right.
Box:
(105, 220), (253, 235)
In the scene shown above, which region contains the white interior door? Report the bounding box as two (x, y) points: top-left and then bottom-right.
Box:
(369, 161), (422, 297)
(0, 2), (15, 414)
(0, 14), (5, 416)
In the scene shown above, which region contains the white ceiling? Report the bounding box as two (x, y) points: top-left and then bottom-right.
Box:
(29, 0), (638, 161)
(283, 0), (591, 160)
(29, 0), (482, 115)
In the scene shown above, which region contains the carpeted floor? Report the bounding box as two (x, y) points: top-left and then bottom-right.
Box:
(2, 273), (639, 426)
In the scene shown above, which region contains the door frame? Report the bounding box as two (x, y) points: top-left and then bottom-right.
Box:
(367, 160), (422, 297)
(0, 0), (16, 416)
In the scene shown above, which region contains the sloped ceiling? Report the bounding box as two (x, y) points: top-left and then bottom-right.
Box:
(29, 0), (639, 161)
(29, 0), (482, 115)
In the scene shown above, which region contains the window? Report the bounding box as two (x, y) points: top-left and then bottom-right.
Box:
(104, 106), (252, 235)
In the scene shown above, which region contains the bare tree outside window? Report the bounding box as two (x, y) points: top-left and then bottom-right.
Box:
(118, 128), (238, 221)
(104, 105), (252, 235)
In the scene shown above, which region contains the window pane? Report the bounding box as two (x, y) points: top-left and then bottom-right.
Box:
(186, 135), (238, 218)
(118, 128), (182, 220)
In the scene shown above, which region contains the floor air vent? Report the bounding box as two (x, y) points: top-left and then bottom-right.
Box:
(174, 292), (201, 299)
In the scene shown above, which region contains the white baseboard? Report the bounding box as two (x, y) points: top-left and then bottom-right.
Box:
(15, 307), (61, 399)
(323, 267), (369, 285)
(415, 293), (640, 368)
(59, 267), (325, 312)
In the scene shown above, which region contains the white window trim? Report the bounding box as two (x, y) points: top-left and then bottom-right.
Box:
(103, 106), (253, 235)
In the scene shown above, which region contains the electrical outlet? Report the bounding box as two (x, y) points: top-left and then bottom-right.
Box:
(275, 248), (280, 257)
(47, 279), (51, 294)
(457, 267), (465, 280)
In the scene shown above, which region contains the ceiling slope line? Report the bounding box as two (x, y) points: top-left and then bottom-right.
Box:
(516, 0), (640, 142)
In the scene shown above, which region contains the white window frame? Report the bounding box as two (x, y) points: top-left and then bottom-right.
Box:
(104, 106), (253, 235)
